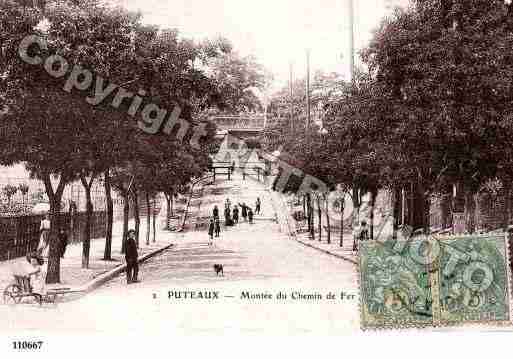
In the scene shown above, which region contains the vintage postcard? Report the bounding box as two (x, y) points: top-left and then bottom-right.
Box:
(2, 0), (513, 354)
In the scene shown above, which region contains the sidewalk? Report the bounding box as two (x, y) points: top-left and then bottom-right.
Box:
(294, 232), (358, 264)
(268, 187), (359, 265)
(0, 195), (194, 296)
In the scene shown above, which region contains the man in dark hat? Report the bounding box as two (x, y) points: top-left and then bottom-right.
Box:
(125, 229), (139, 284)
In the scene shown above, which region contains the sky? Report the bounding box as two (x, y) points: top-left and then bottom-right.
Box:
(2, 0), (409, 178)
(109, 0), (410, 89)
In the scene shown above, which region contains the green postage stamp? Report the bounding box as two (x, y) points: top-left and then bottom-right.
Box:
(358, 234), (512, 329)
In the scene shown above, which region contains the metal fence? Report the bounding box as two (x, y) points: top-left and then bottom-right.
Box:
(0, 211), (107, 262)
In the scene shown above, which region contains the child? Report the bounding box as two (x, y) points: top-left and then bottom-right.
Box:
(215, 219), (221, 238)
(208, 219), (215, 246)
(232, 205), (239, 224)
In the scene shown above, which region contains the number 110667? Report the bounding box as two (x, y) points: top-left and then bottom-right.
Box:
(13, 341), (43, 350)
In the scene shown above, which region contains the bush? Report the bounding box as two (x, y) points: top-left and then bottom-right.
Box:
(0, 202), (33, 216)
(292, 210), (305, 221)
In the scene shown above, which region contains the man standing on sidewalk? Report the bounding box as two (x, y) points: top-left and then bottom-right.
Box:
(125, 229), (139, 284)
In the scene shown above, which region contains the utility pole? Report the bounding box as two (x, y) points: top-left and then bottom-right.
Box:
(348, 0), (355, 84)
(306, 49), (311, 132)
(289, 62), (294, 134)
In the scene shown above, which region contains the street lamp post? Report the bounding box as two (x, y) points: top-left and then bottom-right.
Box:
(289, 62), (294, 134)
(306, 49), (311, 132)
(348, 0), (355, 83)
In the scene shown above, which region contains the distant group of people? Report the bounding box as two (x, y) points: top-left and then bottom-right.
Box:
(208, 197), (262, 244)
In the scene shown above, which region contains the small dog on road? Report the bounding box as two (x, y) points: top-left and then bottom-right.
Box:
(213, 264), (224, 276)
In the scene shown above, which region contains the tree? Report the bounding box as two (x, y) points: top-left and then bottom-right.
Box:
(2, 184), (17, 206)
(18, 183), (29, 204)
(354, 0), (513, 234)
(207, 52), (273, 113)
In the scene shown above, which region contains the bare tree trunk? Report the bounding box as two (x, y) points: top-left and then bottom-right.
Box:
(42, 172), (67, 284)
(464, 186), (476, 234)
(317, 194), (322, 241)
(325, 194), (330, 244)
(132, 190), (140, 248)
(46, 198), (62, 284)
(165, 193), (171, 230)
(79, 179), (93, 269)
(410, 182), (428, 233)
(393, 186), (401, 240)
(152, 194), (157, 243)
(79, 174), (95, 269)
(340, 196), (345, 247)
(369, 189), (377, 240)
(352, 186), (360, 230)
(504, 180), (511, 232)
(145, 192), (151, 245)
(121, 192), (129, 254)
(103, 168), (113, 260)
(307, 193), (314, 240)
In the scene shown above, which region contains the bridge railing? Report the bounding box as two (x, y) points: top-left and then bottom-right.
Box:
(210, 116), (266, 130)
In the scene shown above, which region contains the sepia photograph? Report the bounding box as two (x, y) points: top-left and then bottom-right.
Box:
(1, 0), (513, 355)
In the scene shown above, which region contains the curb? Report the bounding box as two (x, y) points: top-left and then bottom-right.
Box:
(269, 190), (358, 266)
(294, 238), (358, 265)
(80, 242), (175, 293)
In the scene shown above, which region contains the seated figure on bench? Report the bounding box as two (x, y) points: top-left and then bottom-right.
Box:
(10, 251), (46, 295)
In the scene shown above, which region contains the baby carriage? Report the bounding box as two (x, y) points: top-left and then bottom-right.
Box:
(3, 253), (69, 305)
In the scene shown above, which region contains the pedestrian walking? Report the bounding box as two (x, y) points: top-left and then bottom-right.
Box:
(239, 202), (248, 221)
(359, 221), (369, 241)
(255, 197), (261, 215)
(232, 205), (239, 224)
(225, 198), (231, 210)
(213, 205), (219, 220)
(58, 227), (68, 258)
(208, 218), (215, 246)
(208, 219), (215, 245)
(224, 206), (232, 226)
(125, 229), (139, 284)
(37, 214), (51, 258)
(248, 208), (254, 224)
(215, 218), (221, 238)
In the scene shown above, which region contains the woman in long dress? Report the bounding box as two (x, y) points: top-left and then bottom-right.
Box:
(37, 214), (51, 258)
(28, 254), (47, 295)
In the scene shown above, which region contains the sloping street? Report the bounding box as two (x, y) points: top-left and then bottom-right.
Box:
(1, 173), (359, 334)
